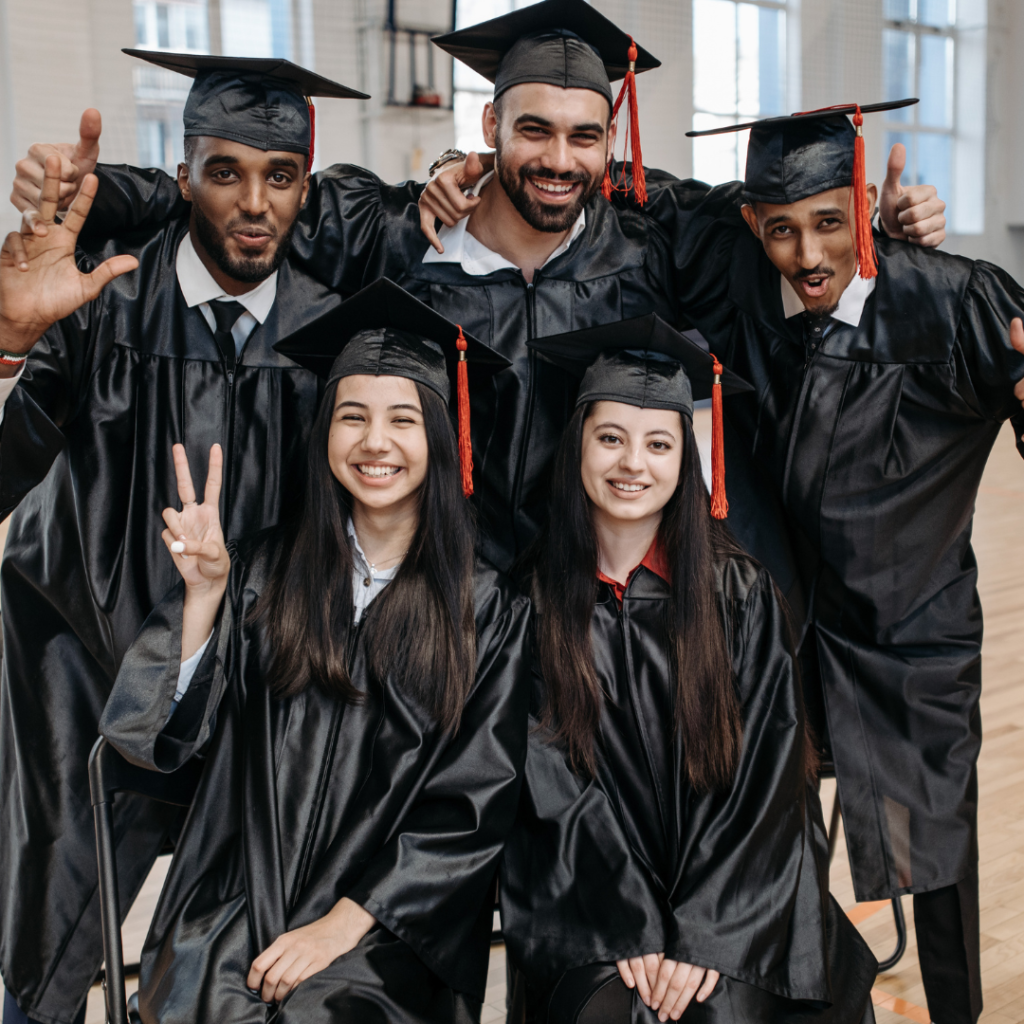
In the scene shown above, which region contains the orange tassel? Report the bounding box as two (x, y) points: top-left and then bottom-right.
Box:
(601, 39), (647, 205)
(709, 354), (728, 520)
(852, 107), (877, 280)
(456, 326), (473, 498)
(307, 99), (316, 168)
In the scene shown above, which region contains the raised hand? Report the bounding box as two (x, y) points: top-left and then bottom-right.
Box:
(879, 143), (947, 248)
(11, 109), (102, 230)
(0, 155), (138, 357)
(162, 443), (230, 593)
(418, 151), (494, 253)
(163, 444), (230, 660)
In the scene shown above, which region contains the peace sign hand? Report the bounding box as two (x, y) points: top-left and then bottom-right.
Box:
(0, 154), (138, 355)
(161, 444), (230, 595)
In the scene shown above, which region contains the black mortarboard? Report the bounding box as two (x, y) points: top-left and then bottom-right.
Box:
(688, 99), (918, 279)
(122, 49), (368, 162)
(433, 0), (658, 104)
(529, 314), (752, 518)
(275, 279), (509, 496)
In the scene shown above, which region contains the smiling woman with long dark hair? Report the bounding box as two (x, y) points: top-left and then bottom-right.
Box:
(499, 316), (877, 1024)
(100, 282), (531, 1024)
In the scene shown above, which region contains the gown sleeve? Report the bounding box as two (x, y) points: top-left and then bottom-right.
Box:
(344, 592), (532, 996)
(100, 561), (240, 773)
(0, 286), (107, 518)
(608, 170), (749, 337)
(951, 259), (1024, 450)
(663, 564), (831, 998)
(82, 163), (424, 293)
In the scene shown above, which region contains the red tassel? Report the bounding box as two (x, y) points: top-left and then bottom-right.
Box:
(852, 107), (877, 280)
(709, 354), (728, 520)
(455, 326), (473, 498)
(307, 99), (316, 168)
(601, 39), (647, 205)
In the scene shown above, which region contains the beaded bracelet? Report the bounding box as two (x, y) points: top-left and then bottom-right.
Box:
(0, 349), (28, 367)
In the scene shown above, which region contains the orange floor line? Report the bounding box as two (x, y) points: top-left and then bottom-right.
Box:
(845, 899), (889, 925)
(871, 987), (930, 1023)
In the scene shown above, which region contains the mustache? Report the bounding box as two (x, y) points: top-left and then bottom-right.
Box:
(224, 215), (278, 238)
(793, 266), (836, 281)
(516, 164), (592, 185)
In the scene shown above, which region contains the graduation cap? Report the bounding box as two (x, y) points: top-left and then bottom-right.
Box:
(529, 314), (753, 519)
(688, 99), (918, 280)
(122, 49), (370, 166)
(275, 279), (510, 497)
(432, 0), (660, 204)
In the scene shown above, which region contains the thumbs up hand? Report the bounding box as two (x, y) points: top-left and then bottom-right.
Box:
(878, 143), (946, 248)
(10, 109), (103, 234)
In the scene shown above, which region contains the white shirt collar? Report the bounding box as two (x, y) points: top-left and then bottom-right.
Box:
(780, 268), (876, 328)
(422, 170), (587, 276)
(175, 233), (278, 323)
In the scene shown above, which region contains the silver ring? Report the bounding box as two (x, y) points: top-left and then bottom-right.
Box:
(183, 500), (197, 507)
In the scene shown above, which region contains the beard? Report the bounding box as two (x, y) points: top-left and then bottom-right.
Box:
(191, 202), (297, 284)
(495, 140), (602, 234)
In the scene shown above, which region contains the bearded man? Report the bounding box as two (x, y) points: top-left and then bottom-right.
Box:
(0, 56), (365, 1024)
(14, 0), (946, 574)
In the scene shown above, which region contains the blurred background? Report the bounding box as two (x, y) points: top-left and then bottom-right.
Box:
(0, 0), (1020, 275)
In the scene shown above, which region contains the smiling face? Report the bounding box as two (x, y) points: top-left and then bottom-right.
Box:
(482, 82), (614, 233)
(740, 183), (877, 315)
(580, 401), (684, 527)
(178, 136), (310, 290)
(327, 374), (430, 515)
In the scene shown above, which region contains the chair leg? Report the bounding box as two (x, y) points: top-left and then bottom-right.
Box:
(877, 897), (908, 972)
(92, 798), (128, 1024)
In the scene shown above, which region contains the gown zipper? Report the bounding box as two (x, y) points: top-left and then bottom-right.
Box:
(509, 278), (537, 554)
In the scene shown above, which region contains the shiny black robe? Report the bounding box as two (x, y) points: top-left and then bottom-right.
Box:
(642, 179), (1024, 902)
(500, 556), (876, 1022)
(0, 216), (335, 1022)
(80, 164), (708, 572)
(100, 538), (531, 1024)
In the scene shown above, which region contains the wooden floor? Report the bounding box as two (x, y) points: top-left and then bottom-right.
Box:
(83, 420), (1024, 1023)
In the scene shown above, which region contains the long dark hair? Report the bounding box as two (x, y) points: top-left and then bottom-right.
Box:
(252, 381), (476, 732)
(534, 404), (743, 791)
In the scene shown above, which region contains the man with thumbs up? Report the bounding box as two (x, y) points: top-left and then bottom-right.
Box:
(604, 102), (1024, 1024)
(0, 53), (368, 1024)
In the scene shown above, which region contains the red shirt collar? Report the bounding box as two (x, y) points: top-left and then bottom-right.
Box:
(596, 535), (671, 605)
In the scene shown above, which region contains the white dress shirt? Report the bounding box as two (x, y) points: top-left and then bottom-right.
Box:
(173, 520), (403, 704)
(421, 170), (587, 276)
(175, 233), (278, 355)
(0, 233), (281, 425)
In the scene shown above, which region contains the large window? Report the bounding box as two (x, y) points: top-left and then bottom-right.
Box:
(452, 0), (540, 154)
(133, 0), (209, 171)
(691, 0), (792, 185)
(882, 0), (986, 234)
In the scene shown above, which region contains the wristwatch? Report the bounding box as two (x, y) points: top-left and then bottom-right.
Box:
(428, 148), (467, 178)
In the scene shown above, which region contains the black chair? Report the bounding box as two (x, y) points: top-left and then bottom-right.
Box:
(88, 737), (204, 1024)
(820, 761), (906, 972)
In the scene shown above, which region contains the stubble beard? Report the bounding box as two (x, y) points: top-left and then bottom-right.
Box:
(191, 201), (297, 284)
(494, 137), (602, 234)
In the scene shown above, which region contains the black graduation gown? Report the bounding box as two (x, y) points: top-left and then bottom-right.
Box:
(500, 556), (877, 1023)
(642, 180), (1024, 902)
(99, 537), (531, 1024)
(0, 217), (336, 1023)
(79, 164), (717, 572)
